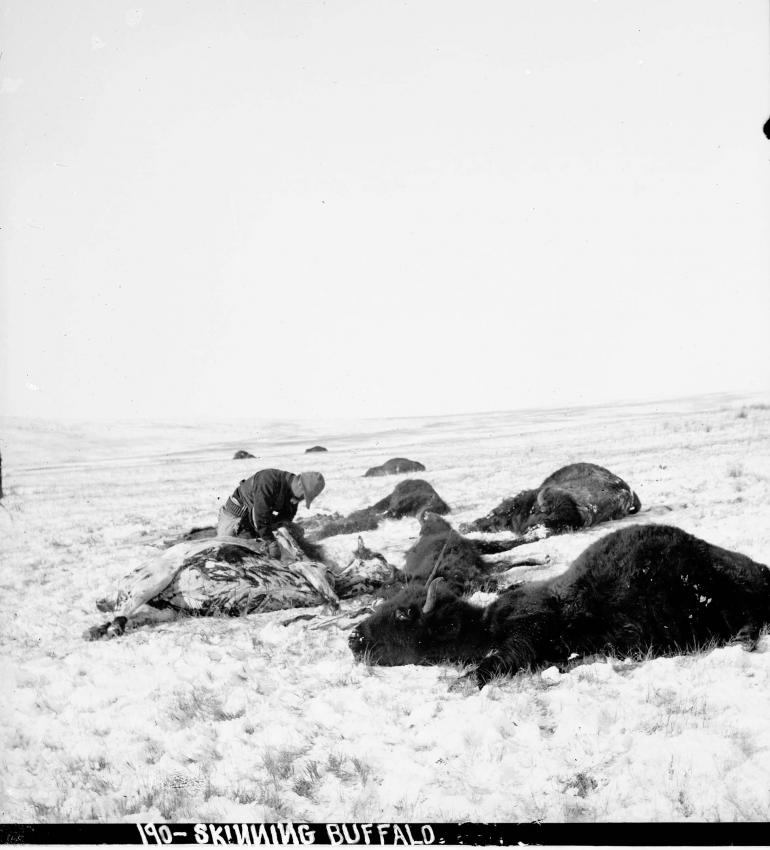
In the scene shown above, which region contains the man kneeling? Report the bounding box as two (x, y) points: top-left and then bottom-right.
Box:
(218, 468), (325, 558)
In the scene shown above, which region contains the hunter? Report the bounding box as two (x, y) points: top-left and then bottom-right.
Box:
(218, 469), (325, 558)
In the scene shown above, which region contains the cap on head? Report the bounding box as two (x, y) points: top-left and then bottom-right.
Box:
(298, 471), (325, 508)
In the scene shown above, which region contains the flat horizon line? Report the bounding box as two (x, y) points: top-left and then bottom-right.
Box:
(1, 388), (768, 428)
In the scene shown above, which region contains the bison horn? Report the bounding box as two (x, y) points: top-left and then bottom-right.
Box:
(422, 577), (445, 614)
(424, 537), (451, 587)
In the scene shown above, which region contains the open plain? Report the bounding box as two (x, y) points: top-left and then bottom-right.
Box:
(2, 393), (770, 822)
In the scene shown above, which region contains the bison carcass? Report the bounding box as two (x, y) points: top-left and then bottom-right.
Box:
(349, 524), (770, 688)
(88, 529), (395, 640)
(364, 458), (426, 477)
(461, 462), (641, 538)
(302, 479), (450, 542)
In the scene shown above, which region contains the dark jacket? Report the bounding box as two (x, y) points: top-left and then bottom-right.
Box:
(224, 468), (299, 542)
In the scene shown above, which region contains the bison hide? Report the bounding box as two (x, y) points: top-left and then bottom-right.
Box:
(461, 462), (641, 537)
(349, 524), (770, 688)
(303, 479), (449, 542)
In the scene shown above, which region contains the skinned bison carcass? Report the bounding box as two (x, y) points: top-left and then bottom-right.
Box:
(87, 528), (396, 640)
(461, 462), (640, 537)
(349, 524), (770, 688)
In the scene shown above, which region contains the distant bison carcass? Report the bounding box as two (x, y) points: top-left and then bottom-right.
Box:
(305, 446), (328, 453)
(87, 530), (396, 640)
(233, 450), (255, 460)
(364, 458), (426, 477)
(349, 524), (770, 688)
(461, 463), (640, 537)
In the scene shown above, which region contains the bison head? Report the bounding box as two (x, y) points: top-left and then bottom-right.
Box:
(533, 486), (583, 531)
(416, 509), (453, 535)
(348, 578), (483, 667)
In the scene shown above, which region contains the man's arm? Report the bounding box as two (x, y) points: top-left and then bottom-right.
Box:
(250, 477), (280, 541)
(281, 500), (299, 524)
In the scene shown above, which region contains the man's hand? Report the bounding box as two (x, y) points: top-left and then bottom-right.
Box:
(267, 541), (281, 560)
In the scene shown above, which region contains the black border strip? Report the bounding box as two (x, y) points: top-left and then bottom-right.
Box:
(0, 822), (769, 846)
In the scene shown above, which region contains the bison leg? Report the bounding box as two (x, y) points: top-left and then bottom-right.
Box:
(112, 551), (189, 620)
(87, 548), (187, 640)
(471, 653), (520, 688)
(448, 652), (523, 691)
(448, 654), (522, 691)
(465, 613), (556, 687)
(84, 622), (111, 641)
(107, 616), (128, 638)
(84, 616), (128, 641)
(474, 539), (542, 556)
(729, 623), (761, 651)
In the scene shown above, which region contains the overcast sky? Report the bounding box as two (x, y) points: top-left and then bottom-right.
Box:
(1, 0), (768, 421)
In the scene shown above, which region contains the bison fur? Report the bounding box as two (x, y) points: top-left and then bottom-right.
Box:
(349, 524), (770, 688)
(461, 462), (641, 537)
(400, 512), (499, 593)
(370, 478), (449, 519)
(303, 479), (449, 542)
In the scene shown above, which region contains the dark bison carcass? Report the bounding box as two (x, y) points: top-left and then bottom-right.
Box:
(300, 509), (381, 540)
(349, 524), (770, 688)
(305, 446), (328, 453)
(365, 458), (426, 477)
(376, 512), (548, 601)
(398, 511), (525, 594)
(461, 462), (640, 537)
(302, 479), (449, 542)
(233, 450), (255, 460)
(370, 478), (448, 519)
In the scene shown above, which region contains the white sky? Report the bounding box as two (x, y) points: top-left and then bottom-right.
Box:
(1, 0), (769, 420)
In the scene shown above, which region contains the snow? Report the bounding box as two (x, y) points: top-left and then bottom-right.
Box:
(1, 393), (770, 822)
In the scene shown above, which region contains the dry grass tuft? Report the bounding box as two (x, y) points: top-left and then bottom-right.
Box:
(167, 687), (240, 724)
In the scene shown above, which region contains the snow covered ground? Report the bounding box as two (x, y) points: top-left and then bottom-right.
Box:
(1, 393), (770, 823)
